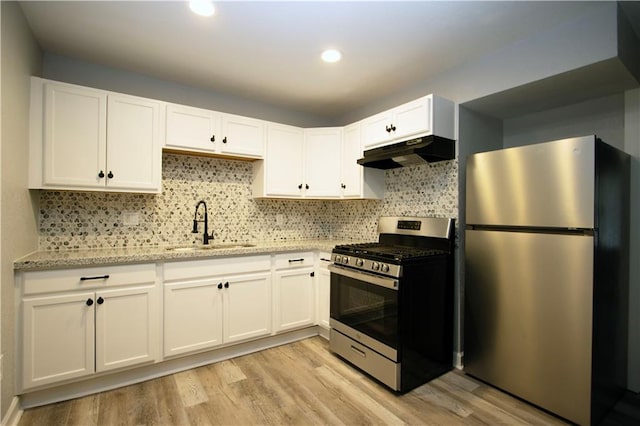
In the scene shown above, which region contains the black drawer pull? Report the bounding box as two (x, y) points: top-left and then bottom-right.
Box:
(97, 297), (104, 305)
(86, 298), (94, 306)
(80, 275), (110, 281)
(320, 258), (331, 262)
(288, 258), (305, 263)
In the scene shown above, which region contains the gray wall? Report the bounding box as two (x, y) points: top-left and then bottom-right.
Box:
(338, 2), (620, 124)
(625, 88), (640, 392)
(503, 93), (625, 149)
(456, 107), (503, 364)
(42, 53), (332, 128)
(0, 1), (42, 420)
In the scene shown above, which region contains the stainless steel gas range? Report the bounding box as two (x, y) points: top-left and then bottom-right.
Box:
(329, 216), (455, 393)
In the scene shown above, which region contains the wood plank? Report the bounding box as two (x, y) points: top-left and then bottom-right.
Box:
(18, 336), (583, 426)
(66, 393), (100, 426)
(173, 369), (209, 407)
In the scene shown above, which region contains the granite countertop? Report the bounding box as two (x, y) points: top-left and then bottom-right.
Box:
(14, 239), (351, 271)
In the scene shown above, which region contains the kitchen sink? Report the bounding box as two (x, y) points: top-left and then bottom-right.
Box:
(166, 243), (255, 252)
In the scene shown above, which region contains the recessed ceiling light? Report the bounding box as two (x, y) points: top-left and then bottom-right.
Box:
(321, 49), (342, 63)
(189, 0), (215, 17)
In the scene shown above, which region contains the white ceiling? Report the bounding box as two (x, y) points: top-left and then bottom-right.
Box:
(18, 1), (625, 119)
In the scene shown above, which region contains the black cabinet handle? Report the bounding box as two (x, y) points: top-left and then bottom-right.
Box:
(218, 283), (223, 289)
(80, 275), (110, 281)
(97, 297), (104, 305)
(222, 137), (227, 144)
(98, 170), (105, 179)
(298, 184), (303, 189)
(341, 183), (346, 189)
(210, 135), (215, 142)
(288, 258), (305, 263)
(107, 171), (114, 179)
(320, 258), (331, 262)
(86, 298), (94, 306)
(385, 125), (391, 133)
(391, 124), (396, 132)
(305, 184), (309, 190)
(224, 282), (229, 288)
(310, 272), (315, 277)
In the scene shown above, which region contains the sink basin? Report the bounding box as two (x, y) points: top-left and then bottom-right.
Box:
(166, 243), (255, 252)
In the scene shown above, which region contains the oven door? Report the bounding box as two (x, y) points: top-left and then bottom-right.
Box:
(329, 264), (399, 359)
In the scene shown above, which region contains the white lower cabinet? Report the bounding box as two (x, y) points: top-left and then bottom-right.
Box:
(163, 256), (272, 358)
(19, 264), (159, 391)
(273, 252), (315, 332)
(164, 279), (223, 357)
(22, 292), (96, 388)
(18, 251), (325, 394)
(223, 272), (272, 343)
(317, 253), (332, 330)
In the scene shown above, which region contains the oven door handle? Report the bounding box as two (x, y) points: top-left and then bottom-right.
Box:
(328, 264), (399, 290)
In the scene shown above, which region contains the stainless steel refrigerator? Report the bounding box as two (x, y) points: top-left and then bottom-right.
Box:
(464, 135), (629, 425)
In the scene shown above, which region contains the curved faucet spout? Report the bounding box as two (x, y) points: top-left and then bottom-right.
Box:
(192, 200), (213, 244)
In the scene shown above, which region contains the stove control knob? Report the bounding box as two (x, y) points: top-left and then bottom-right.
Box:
(335, 255), (342, 263)
(372, 262), (380, 271)
(343, 256), (349, 265)
(355, 258), (364, 267)
(381, 264), (390, 273)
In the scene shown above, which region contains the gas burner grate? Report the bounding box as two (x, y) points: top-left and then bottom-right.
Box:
(334, 242), (447, 261)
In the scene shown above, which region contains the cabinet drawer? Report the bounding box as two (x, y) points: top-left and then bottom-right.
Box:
(164, 255), (271, 282)
(22, 263), (157, 295)
(274, 252), (315, 269)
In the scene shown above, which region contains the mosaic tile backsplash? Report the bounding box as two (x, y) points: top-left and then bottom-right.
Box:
(38, 153), (458, 250)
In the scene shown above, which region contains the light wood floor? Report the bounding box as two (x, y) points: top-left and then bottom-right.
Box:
(19, 336), (569, 425)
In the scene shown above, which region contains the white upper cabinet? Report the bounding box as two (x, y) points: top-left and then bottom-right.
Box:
(254, 123), (383, 199)
(165, 103), (219, 152)
(165, 103), (264, 159)
(362, 94), (455, 150)
(303, 127), (343, 198)
(106, 94), (162, 192)
(253, 123), (305, 197)
(29, 78), (162, 193)
(220, 113), (265, 158)
(41, 82), (107, 189)
(341, 122), (384, 199)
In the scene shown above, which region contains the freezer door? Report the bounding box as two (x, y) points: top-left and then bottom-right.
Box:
(464, 229), (593, 426)
(466, 136), (595, 228)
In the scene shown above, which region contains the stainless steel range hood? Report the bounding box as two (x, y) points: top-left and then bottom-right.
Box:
(357, 135), (455, 169)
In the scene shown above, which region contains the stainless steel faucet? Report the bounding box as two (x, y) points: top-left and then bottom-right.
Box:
(192, 200), (214, 244)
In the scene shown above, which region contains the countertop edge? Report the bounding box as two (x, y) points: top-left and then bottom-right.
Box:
(13, 240), (349, 271)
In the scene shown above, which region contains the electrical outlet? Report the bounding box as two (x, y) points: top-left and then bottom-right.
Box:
(122, 211), (140, 226)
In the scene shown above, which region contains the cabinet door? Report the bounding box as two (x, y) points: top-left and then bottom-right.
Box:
(106, 94), (162, 192)
(164, 279), (223, 357)
(362, 109), (393, 149)
(22, 292), (95, 390)
(274, 268), (315, 332)
(265, 124), (304, 196)
(43, 82), (107, 188)
(341, 123), (363, 198)
(392, 96), (431, 140)
(317, 260), (331, 330)
(95, 285), (159, 372)
(165, 104), (218, 152)
(304, 128), (342, 198)
(223, 272), (272, 344)
(220, 113), (264, 158)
